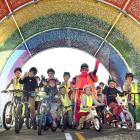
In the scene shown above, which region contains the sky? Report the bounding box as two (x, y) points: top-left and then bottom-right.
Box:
(22, 48), (109, 84)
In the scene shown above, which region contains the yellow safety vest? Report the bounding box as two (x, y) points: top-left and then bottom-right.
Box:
(62, 81), (71, 93)
(80, 94), (93, 112)
(60, 94), (72, 111)
(13, 78), (23, 97)
(123, 82), (139, 105)
(131, 82), (139, 105)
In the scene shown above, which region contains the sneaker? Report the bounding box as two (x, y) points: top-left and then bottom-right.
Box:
(76, 124), (83, 130)
(121, 121), (126, 126)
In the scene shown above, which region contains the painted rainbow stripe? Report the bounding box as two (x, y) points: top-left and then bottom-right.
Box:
(0, 28), (128, 87)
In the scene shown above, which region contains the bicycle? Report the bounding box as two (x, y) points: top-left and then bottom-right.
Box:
(2, 90), (35, 133)
(1, 90), (22, 131)
(37, 95), (58, 135)
(59, 105), (73, 132)
(100, 95), (135, 130)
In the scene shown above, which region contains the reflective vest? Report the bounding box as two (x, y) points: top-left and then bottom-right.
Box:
(75, 74), (98, 99)
(60, 94), (72, 111)
(131, 82), (139, 105)
(13, 78), (23, 97)
(80, 94), (93, 112)
(123, 82), (139, 105)
(62, 81), (71, 93)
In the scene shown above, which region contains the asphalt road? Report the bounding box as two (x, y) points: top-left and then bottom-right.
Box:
(0, 127), (140, 140)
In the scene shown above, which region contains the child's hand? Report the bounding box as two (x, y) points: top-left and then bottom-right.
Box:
(41, 75), (45, 80)
(42, 81), (47, 86)
(24, 72), (28, 77)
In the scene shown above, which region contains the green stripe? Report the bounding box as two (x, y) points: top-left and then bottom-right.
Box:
(0, 13), (133, 65)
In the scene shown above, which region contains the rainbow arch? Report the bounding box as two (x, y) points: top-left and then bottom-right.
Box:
(0, 0), (140, 87)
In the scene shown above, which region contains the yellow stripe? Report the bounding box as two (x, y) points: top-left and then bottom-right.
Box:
(0, 50), (12, 72)
(75, 132), (86, 140)
(0, 0), (118, 44)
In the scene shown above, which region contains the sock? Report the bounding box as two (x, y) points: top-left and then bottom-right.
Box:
(120, 112), (126, 122)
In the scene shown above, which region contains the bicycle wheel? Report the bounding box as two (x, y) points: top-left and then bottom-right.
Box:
(51, 123), (57, 132)
(103, 112), (112, 127)
(25, 117), (32, 129)
(124, 110), (135, 130)
(37, 101), (45, 115)
(61, 114), (67, 132)
(38, 116), (43, 135)
(93, 117), (102, 132)
(3, 101), (13, 130)
(25, 105), (31, 129)
(15, 104), (22, 133)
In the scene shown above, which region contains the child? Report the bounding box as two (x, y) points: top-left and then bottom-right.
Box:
(123, 73), (135, 120)
(102, 79), (126, 125)
(77, 85), (103, 129)
(61, 72), (71, 93)
(40, 68), (60, 88)
(44, 78), (60, 126)
(96, 86), (105, 104)
(19, 67), (39, 129)
(59, 85), (73, 128)
(99, 82), (105, 90)
(5, 67), (23, 98)
(45, 78), (59, 99)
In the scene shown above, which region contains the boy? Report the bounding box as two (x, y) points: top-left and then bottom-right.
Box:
(96, 86), (105, 104)
(45, 78), (59, 99)
(5, 67), (23, 98)
(19, 67), (39, 129)
(61, 72), (71, 93)
(102, 79), (126, 125)
(59, 85), (73, 128)
(40, 68), (60, 88)
(123, 73), (135, 121)
(77, 85), (103, 129)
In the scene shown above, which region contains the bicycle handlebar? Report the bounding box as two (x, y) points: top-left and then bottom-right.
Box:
(60, 105), (72, 109)
(1, 89), (24, 93)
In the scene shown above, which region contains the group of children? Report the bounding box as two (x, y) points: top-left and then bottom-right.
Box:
(5, 64), (136, 130)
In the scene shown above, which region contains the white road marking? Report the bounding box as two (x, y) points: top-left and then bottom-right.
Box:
(65, 133), (73, 140)
(136, 123), (140, 129)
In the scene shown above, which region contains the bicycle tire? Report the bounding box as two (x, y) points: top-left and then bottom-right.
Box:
(93, 117), (102, 132)
(15, 104), (22, 133)
(124, 110), (135, 130)
(3, 101), (13, 130)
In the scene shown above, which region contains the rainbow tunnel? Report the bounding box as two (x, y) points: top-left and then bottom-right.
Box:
(0, 0), (140, 88)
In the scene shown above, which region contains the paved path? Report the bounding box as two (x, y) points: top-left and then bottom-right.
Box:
(0, 127), (140, 140)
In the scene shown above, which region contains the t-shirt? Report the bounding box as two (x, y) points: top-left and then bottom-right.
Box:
(102, 86), (122, 105)
(123, 82), (131, 92)
(19, 77), (38, 96)
(123, 82), (133, 104)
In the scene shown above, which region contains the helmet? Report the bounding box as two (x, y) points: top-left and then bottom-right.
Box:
(47, 78), (57, 82)
(80, 63), (89, 71)
(81, 63), (89, 69)
(83, 85), (92, 92)
(96, 86), (102, 90)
